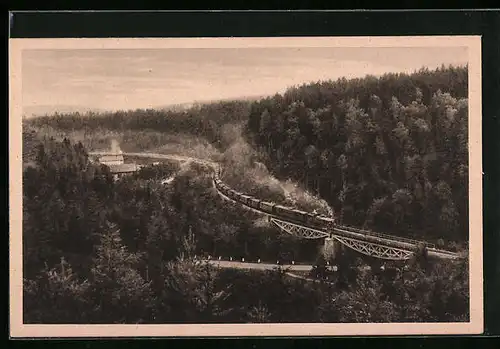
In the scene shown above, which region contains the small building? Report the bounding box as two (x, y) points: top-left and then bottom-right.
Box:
(91, 151), (142, 180)
(107, 163), (142, 180)
(98, 154), (124, 166)
(107, 163), (140, 174)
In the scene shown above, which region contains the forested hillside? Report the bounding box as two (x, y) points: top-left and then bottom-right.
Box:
(27, 100), (252, 151)
(244, 65), (468, 246)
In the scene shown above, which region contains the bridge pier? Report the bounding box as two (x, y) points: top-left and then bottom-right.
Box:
(322, 237), (341, 261)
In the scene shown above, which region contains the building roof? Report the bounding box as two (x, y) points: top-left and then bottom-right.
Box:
(107, 163), (140, 174)
(99, 154), (124, 162)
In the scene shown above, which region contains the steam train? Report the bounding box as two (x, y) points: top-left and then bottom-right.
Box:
(212, 169), (335, 231)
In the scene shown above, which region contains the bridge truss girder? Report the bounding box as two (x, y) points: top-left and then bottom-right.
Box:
(270, 218), (329, 239)
(270, 217), (414, 261)
(332, 235), (414, 261)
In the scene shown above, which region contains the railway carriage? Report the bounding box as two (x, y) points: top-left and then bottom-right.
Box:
(273, 204), (288, 216)
(304, 213), (317, 226)
(240, 194), (252, 206)
(218, 182), (228, 192)
(250, 197), (260, 209)
(274, 205), (308, 224)
(259, 201), (275, 213)
(317, 216), (335, 226)
(226, 189), (238, 200)
(295, 209), (311, 224)
(217, 181), (228, 192)
(248, 197), (261, 209)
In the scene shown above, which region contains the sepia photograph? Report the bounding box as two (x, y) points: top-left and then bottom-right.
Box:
(9, 36), (483, 337)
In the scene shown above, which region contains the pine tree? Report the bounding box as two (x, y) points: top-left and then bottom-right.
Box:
(89, 223), (154, 323)
(23, 258), (91, 323)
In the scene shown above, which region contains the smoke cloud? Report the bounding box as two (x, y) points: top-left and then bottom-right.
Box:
(220, 125), (334, 216)
(110, 139), (123, 154)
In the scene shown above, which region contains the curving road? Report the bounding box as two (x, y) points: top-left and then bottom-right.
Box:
(206, 260), (314, 271)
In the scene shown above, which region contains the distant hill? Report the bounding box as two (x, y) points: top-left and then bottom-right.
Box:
(23, 105), (110, 118)
(155, 94), (270, 112)
(23, 94), (270, 118)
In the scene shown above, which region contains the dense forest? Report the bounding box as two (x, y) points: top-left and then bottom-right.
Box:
(22, 65), (470, 323)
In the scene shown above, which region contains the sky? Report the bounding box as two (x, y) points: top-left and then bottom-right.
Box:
(22, 46), (468, 117)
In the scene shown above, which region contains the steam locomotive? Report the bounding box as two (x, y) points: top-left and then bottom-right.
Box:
(212, 170), (335, 230)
